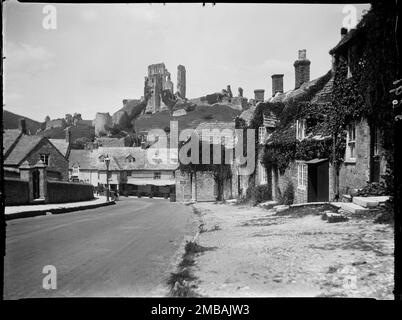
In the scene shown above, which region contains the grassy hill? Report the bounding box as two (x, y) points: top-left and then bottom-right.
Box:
(2, 109), (42, 133)
(41, 124), (95, 141)
(134, 104), (242, 133)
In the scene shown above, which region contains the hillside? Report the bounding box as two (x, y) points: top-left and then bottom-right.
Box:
(134, 104), (242, 133)
(2, 110), (42, 133)
(40, 123), (95, 141)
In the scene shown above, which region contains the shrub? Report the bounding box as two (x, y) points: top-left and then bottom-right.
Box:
(185, 104), (196, 112)
(246, 184), (272, 205)
(356, 181), (388, 197)
(277, 181), (294, 205)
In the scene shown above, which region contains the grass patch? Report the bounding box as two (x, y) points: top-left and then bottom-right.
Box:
(167, 240), (216, 297)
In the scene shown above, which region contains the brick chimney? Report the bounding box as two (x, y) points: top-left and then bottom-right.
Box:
(19, 118), (27, 135)
(254, 89), (265, 103)
(294, 49), (311, 89)
(340, 27), (348, 39)
(65, 127), (71, 143)
(271, 74), (284, 97)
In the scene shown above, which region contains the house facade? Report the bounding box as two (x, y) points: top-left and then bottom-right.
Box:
(68, 146), (178, 197)
(3, 120), (69, 181)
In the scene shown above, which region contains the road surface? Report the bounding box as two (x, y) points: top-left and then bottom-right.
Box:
(4, 197), (193, 299)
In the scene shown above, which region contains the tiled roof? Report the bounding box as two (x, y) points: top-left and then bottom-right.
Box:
(3, 129), (21, 156)
(239, 106), (256, 126)
(329, 28), (362, 55)
(49, 139), (70, 157)
(4, 135), (44, 166)
(68, 147), (178, 171)
(95, 137), (127, 147)
(311, 76), (334, 104)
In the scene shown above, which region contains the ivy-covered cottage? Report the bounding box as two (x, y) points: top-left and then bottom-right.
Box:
(239, 4), (396, 206)
(175, 121), (236, 202)
(250, 50), (336, 204)
(329, 24), (390, 200)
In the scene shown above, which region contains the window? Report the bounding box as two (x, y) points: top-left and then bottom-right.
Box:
(373, 128), (380, 156)
(297, 162), (308, 190)
(127, 171), (132, 177)
(72, 166), (80, 176)
(153, 172), (161, 180)
(126, 155), (135, 163)
(258, 162), (267, 184)
(258, 126), (266, 144)
(346, 122), (356, 161)
(296, 119), (306, 141)
(40, 154), (50, 165)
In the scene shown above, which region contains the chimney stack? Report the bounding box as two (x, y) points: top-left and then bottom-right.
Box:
(271, 74), (284, 97)
(254, 89), (265, 103)
(293, 49), (311, 89)
(340, 27), (348, 39)
(19, 118), (27, 135)
(65, 127), (71, 143)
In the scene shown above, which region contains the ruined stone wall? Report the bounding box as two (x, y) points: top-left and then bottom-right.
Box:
(177, 65), (186, 98)
(94, 112), (112, 136)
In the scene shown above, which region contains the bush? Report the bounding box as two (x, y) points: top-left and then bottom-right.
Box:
(185, 104), (196, 112)
(277, 181), (294, 205)
(246, 184), (272, 205)
(356, 181), (388, 197)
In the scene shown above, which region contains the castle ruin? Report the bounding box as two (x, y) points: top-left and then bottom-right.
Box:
(144, 63), (186, 114)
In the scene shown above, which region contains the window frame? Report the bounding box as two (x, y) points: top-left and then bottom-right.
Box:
(296, 119), (306, 141)
(153, 171), (162, 180)
(297, 162), (308, 190)
(345, 122), (357, 162)
(258, 126), (266, 144)
(40, 153), (50, 165)
(72, 165), (80, 176)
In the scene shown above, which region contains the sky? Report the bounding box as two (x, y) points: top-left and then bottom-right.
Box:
(3, 1), (370, 122)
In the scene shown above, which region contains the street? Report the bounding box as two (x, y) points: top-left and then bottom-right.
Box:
(4, 197), (193, 299)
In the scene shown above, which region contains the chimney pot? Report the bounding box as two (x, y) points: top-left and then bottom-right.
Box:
(294, 49), (311, 89)
(254, 89), (265, 102)
(19, 118), (27, 135)
(271, 74), (284, 97)
(66, 128), (71, 143)
(341, 27), (348, 38)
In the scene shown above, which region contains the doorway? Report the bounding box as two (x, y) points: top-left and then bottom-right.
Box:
(32, 169), (40, 199)
(307, 159), (329, 202)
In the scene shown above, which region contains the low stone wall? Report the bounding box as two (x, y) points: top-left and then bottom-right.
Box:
(4, 178), (30, 205)
(47, 181), (94, 203)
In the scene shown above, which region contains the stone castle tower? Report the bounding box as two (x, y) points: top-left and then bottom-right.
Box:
(144, 63), (174, 114)
(177, 65), (186, 99)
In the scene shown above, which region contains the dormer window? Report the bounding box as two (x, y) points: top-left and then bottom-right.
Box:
(72, 165), (80, 177)
(126, 155), (135, 163)
(296, 119), (306, 141)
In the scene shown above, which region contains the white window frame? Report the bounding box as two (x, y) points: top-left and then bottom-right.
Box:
(258, 126), (266, 144)
(296, 119), (306, 141)
(297, 162), (308, 190)
(72, 166), (80, 176)
(346, 122), (356, 162)
(259, 162), (267, 185)
(40, 153), (50, 165)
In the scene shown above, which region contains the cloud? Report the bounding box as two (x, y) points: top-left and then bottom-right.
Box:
(80, 9), (99, 22)
(4, 42), (55, 77)
(259, 59), (290, 72)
